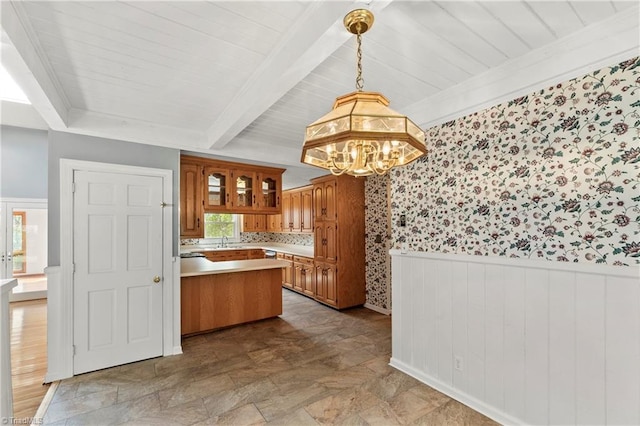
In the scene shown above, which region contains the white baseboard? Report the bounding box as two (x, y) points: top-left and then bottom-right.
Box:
(364, 303), (390, 315)
(390, 358), (521, 426)
(171, 346), (183, 355)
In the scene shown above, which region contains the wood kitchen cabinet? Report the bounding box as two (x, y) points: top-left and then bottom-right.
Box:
(313, 179), (336, 222)
(199, 248), (265, 262)
(248, 249), (265, 259)
(200, 250), (250, 262)
(280, 185), (313, 233)
(242, 214), (266, 232)
(180, 163), (204, 237)
(311, 174), (364, 309)
(203, 166), (231, 211)
(314, 262), (337, 307)
(277, 253), (294, 289)
(300, 189), (313, 233)
(232, 170), (283, 213)
(180, 156), (284, 221)
(257, 172), (281, 213)
(294, 256), (314, 297)
(181, 268), (282, 335)
(267, 213), (281, 232)
(314, 222), (337, 263)
(231, 170), (257, 212)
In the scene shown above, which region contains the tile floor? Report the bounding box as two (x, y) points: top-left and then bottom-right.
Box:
(42, 289), (498, 425)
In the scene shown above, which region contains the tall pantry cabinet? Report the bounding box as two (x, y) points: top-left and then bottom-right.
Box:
(311, 174), (365, 309)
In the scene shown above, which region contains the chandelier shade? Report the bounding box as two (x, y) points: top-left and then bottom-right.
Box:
(301, 9), (427, 177)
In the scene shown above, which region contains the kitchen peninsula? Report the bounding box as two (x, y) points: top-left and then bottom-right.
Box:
(180, 257), (289, 335)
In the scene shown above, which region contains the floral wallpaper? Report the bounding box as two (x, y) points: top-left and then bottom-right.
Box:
(364, 174), (391, 310)
(391, 57), (640, 266)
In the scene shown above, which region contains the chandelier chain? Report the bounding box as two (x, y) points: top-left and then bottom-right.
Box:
(356, 33), (364, 91)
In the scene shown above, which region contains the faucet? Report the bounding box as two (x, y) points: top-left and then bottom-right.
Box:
(221, 236), (228, 248)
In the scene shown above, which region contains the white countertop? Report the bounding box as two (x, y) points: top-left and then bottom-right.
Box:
(181, 257), (290, 278)
(181, 243), (314, 258)
(0, 279), (17, 295)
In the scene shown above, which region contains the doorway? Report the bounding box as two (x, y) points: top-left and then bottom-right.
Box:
(48, 159), (177, 381)
(0, 200), (48, 302)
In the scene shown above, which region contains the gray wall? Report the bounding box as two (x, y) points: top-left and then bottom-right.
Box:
(0, 125), (48, 199)
(48, 130), (180, 264)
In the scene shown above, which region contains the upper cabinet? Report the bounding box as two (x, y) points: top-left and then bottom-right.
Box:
(181, 155), (284, 215)
(281, 185), (313, 233)
(313, 180), (336, 222)
(180, 163), (204, 238)
(203, 166), (231, 211)
(257, 172), (281, 213)
(231, 170), (257, 212)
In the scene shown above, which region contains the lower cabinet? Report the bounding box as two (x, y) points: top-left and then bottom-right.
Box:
(199, 248), (264, 262)
(248, 249), (265, 259)
(277, 253), (294, 288)
(277, 252), (343, 309)
(181, 269), (282, 335)
(313, 262), (337, 307)
(293, 256), (314, 297)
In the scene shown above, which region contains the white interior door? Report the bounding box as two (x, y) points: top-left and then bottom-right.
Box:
(73, 170), (164, 374)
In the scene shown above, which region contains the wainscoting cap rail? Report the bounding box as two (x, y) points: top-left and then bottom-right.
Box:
(389, 249), (640, 278)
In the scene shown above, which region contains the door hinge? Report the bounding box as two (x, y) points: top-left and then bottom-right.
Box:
(72, 345), (76, 356)
(71, 182), (76, 193)
(72, 263), (76, 273)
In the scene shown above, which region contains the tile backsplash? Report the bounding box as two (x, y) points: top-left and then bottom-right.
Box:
(181, 233), (313, 246)
(240, 232), (314, 246)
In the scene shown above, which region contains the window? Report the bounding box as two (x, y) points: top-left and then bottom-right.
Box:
(13, 211), (26, 274)
(203, 213), (240, 240)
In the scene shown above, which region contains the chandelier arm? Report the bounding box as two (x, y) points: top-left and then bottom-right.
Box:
(329, 155), (349, 175)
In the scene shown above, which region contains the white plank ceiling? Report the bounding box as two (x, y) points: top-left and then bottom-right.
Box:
(1, 0), (638, 187)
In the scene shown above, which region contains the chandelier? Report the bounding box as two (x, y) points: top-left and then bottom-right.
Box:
(301, 9), (427, 177)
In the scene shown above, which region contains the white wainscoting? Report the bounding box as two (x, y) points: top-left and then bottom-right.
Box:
(1, 278), (17, 419)
(390, 250), (640, 426)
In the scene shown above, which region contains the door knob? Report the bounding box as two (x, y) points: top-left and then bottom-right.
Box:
(153, 276), (161, 283)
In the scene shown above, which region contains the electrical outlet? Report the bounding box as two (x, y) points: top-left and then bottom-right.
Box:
(454, 355), (464, 371)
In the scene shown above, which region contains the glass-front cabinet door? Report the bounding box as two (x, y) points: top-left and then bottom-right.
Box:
(232, 170), (256, 211)
(203, 166), (230, 211)
(258, 173), (281, 212)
